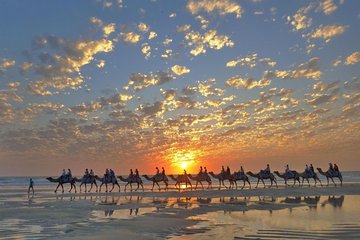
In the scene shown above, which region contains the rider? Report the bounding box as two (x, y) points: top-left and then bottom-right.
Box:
(199, 166), (203, 175)
(240, 166), (244, 175)
(285, 164), (292, 178)
(90, 169), (94, 177)
(328, 163), (334, 175)
(129, 169), (134, 179)
(84, 168), (89, 181)
(184, 169), (187, 175)
(155, 167), (160, 175)
(135, 169), (139, 178)
(305, 164), (309, 174)
(66, 169), (72, 181)
(221, 166), (225, 174)
(61, 169), (66, 180)
(309, 164), (314, 174)
(105, 168), (110, 181)
(261, 164), (270, 176)
(161, 167), (166, 176)
(204, 167), (208, 175)
(226, 166), (231, 175)
(334, 164), (339, 176)
(109, 169), (115, 181)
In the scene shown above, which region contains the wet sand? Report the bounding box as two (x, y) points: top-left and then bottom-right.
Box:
(1, 183), (360, 239)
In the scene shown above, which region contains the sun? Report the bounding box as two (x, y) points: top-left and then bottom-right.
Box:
(167, 149), (202, 173)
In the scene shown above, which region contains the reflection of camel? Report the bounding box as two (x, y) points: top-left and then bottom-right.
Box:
(95, 175), (121, 192)
(303, 196), (320, 206)
(282, 196), (301, 204)
(298, 171), (322, 187)
(196, 197), (212, 204)
(317, 168), (343, 186)
(142, 174), (168, 191)
(46, 177), (78, 193)
(209, 172), (233, 190)
(232, 171), (251, 189)
(76, 176), (98, 192)
(117, 176), (144, 192)
(246, 171), (278, 188)
(169, 174), (192, 190)
(322, 195), (344, 208)
(188, 173), (212, 190)
(274, 171), (300, 187)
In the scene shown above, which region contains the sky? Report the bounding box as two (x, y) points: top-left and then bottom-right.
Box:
(0, 0), (359, 176)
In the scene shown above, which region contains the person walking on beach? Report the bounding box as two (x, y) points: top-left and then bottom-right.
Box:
(28, 178), (34, 194)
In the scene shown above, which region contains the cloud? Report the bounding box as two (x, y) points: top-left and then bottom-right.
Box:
(176, 24), (191, 33)
(141, 43), (151, 59)
(184, 29), (234, 56)
(171, 65), (190, 76)
(264, 57), (322, 80)
(125, 71), (175, 91)
(287, 3), (314, 31)
(0, 82), (22, 102)
(226, 75), (271, 89)
(305, 89), (338, 106)
(310, 24), (347, 42)
(148, 31), (157, 40)
(187, 0), (243, 18)
(138, 22), (150, 32)
(27, 35), (114, 95)
(320, 0), (337, 15)
(137, 101), (165, 117)
(0, 58), (16, 75)
(198, 78), (224, 97)
(121, 32), (142, 44)
(345, 51), (360, 65)
(226, 53), (277, 68)
(313, 81), (339, 91)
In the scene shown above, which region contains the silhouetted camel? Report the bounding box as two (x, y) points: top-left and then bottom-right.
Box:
(246, 171), (278, 188)
(209, 172), (234, 190)
(142, 174), (168, 191)
(317, 168), (342, 186)
(187, 173), (212, 190)
(298, 171), (322, 187)
(46, 176), (78, 193)
(94, 175), (120, 192)
(274, 171), (300, 187)
(232, 171), (251, 189)
(168, 174), (192, 191)
(76, 175), (98, 192)
(117, 175), (144, 192)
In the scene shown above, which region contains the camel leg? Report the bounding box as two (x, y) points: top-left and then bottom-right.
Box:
(199, 181), (204, 190)
(189, 182), (192, 191)
(339, 177), (343, 186)
(255, 179), (260, 188)
(94, 182), (98, 192)
(135, 183), (139, 191)
(155, 182), (161, 191)
(124, 183), (128, 192)
(274, 179), (278, 188)
(330, 177), (336, 187)
(261, 179), (266, 188)
(326, 177), (330, 186)
(207, 181), (212, 189)
(247, 180), (251, 189)
(55, 183), (61, 193)
(117, 183), (121, 192)
(140, 183), (144, 191)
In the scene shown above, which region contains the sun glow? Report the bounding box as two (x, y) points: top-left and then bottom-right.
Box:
(167, 149), (203, 173)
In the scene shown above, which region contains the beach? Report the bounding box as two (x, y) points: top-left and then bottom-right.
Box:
(1, 173), (360, 239)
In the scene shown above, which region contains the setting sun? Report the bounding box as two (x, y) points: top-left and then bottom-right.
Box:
(166, 149), (203, 173)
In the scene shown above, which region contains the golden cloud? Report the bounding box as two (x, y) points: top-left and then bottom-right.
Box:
(320, 0), (337, 15)
(187, 0), (243, 18)
(171, 65), (190, 75)
(121, 32), (142, 44)
(310, 24), (347, 41)
(345, 51), (360, 65)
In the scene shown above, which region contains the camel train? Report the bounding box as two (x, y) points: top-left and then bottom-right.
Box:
(46, 163), (342, 193)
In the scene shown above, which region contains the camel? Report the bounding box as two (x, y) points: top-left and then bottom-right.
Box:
(168, 174), (192, 190)
(142, 174), (168, 191)
(298, 171), (322, 187)
(187, 173), (212, 190)
(46, 176), (78, 193)
(232, 171), (251, 190)
(117, 175), (144, 192)
(94, 175), (121, 192)
(246, 171), (278, 188)
(317, 168), (342, 186)
(209, 172), (234, 190)
(76, 175), (98, 192)
(274, 171), (300, 187)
